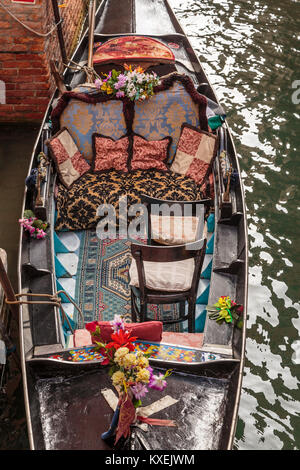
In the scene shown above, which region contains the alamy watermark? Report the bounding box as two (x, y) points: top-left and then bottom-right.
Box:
(95, 196), (204, 247)
(0, 80), (6, 105)
(291, 80), (300, 105)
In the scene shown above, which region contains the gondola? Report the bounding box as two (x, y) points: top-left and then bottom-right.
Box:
(15, 0), (248, 451)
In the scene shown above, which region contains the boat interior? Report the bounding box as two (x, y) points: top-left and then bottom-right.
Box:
(17, 0), (248, 450)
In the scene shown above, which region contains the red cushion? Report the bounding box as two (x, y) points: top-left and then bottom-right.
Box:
(85, 320), (163, 343)
(92, 134), (129, 172)
(130, 134), (171, 171)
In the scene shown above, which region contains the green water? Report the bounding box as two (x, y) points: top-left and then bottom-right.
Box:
(0, 0), (299, 451)
(169, 0), (300, 449)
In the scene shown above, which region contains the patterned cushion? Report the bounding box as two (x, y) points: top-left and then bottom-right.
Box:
(47, 127), (90, 189)
(55, 169), (203, 231)
(130, 134), (171, 171)
(170, 123), (218, 186)
(92, 134), (130, 172)
(129, 257), (195, 292)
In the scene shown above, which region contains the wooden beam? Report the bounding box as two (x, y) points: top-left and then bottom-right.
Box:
(51, 0), (68, 65)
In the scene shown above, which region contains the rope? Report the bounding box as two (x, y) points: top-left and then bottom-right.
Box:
(0, 0), (63, 37)
(63, 58), (100, 83)
(5, 291), (85, 335)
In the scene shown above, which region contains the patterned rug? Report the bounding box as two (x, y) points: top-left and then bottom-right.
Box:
(74, 230), (182, 331)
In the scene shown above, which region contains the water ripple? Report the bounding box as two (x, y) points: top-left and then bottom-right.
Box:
(170, 0), (300, 449)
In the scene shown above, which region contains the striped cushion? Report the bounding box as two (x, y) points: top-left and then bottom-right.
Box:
(48, 127), (90, 189)
(129, 257), (195, 292)
(151, 215), (199, 245)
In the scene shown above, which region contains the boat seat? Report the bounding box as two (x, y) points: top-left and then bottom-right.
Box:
(55, 169), (203, 231)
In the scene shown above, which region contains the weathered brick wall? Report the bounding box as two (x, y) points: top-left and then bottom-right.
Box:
(0, 0), (86, 123)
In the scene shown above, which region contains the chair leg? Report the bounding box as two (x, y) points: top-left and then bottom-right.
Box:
(179, 300), (185, 320)
(131, 290), (137, 322)
(187, 300), (196, 333)
(140, 301), (147, 323)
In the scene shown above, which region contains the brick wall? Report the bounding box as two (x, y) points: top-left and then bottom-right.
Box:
(0, 0), (86, 123)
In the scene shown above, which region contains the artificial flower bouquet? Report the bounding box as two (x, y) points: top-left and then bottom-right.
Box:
(19, 210), (48, 240)
(86, 315), (172, 444)
(207, 296), (243, 329)
(94, 64), (160, 101)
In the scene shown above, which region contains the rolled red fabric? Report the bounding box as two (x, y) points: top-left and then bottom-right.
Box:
(85, 320), (163, 343)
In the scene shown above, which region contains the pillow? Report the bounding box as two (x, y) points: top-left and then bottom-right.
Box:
(85, 320), (163, 343)
(47, 127), (90, 189)
(150, 214), (200, 245)
(129, 257), (195, 292)
(170, 123), (218, 186)
(92, 134), (130, 172)
(130, 134), (172, 171)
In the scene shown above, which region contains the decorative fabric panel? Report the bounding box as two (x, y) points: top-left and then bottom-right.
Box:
(130, 134), (171, 171)
(59, 99), (127, 162)
(47, 127), (90, 189)
(129, 257), (195, 292)
(171, 123), (218, 186)
(55, 169), (203, 232)
(92, 134), (129, 172)
(133, 80), (201, 161)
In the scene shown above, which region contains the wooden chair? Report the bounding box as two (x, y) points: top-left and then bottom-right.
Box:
(129, 238), (207, 333)
(140, 194), (211, 245)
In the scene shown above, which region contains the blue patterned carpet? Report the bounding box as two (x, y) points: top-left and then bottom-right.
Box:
(73, 231), (181, 330)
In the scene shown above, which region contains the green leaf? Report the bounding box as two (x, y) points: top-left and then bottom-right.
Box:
(23, 209), (35, 219)
(132, 398), (142, 409)
(108, 365), (118, 377)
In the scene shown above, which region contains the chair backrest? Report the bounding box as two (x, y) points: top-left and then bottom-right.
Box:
(131, 239), (206, 263)
(130, 238), (207, 296)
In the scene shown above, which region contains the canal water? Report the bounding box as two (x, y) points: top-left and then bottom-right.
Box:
(0, 0), (299, 450)
(169, 0), (300, 450)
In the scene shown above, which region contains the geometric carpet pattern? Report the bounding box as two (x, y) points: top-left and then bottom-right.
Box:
(73, 231), (181, 330)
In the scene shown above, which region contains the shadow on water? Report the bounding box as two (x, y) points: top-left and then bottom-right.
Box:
(0, 123), (39, 450)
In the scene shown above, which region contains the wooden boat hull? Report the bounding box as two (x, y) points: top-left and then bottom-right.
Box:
(17, 0), (248, 451)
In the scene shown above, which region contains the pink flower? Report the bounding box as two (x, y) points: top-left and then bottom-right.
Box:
(95, 78), (102, 89)
(36, 229), (46, 239)
(116, 90), (125, 98)
(149, 373), (167, 391)
(28, 226), (36, 236)
(131, 382), (148, 400)
(114, 74), (127, 90)
(19, 218), (28, 228)
(110, 314), (125, 333)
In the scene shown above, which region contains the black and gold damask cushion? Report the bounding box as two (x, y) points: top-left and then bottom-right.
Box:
(54, 169), (203, 231)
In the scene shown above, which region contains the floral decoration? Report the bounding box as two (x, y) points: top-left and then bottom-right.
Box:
(19, 210), (48, 240)
(94, 64), (160, 101)
(206, 296), (243, 329)
(86, 314), (172, 443)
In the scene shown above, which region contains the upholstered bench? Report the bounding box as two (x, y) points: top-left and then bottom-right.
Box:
(50, 73), (217, 232)
(54, 168), (204, 231)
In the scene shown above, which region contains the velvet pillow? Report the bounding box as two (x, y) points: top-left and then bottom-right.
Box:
(92, 134), (129, 173)
(47, 127), (90, 189)
(170, 123), (218, 186)
(130, 134), (172, 171)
